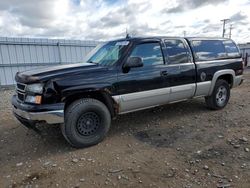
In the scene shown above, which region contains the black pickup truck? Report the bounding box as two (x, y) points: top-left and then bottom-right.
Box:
(12, 37), (244, 148)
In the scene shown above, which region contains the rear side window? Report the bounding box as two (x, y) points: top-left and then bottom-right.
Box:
(192, 40), (227, 61)
(130, 42), (164, 66)
(223, 40), (240, 57)
(164, 39), (190, 64)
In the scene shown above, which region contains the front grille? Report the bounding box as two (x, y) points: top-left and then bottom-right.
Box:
(17, 92), (25, 101)
(16, 83), (27, 102)
(16, 83), (26, 92)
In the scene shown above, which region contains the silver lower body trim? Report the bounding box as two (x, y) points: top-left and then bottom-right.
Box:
(195, 81), (212, 97)
(113, 83), (196, 114)
(13, 107), (64, 124)
(169, 83), (196, 101)
(113, 87), (171, 113)
(233, 75), (243, 87)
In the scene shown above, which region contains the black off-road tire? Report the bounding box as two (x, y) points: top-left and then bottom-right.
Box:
(61, 98), (111, 148)
(205, 79), (230, 110)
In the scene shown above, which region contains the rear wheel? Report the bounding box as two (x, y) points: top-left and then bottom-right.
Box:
(205, 79), (230, 110)
(61, 98), (111, 148)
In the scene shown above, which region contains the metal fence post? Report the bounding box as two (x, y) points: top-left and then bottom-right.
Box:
(245, 53), (248, 67)
(57, 42), (62, 64)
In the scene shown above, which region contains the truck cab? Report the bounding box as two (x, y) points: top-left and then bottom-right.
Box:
(12, 37), (244, 148)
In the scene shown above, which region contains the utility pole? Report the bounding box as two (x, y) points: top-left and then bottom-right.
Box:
(221, 19), (230, 38)
(229, 24), (233, 39)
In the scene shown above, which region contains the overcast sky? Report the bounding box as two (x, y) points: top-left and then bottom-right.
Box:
(0, 0), (249, 43)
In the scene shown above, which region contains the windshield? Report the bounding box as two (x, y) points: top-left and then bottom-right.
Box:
(85, 41), (129, 66)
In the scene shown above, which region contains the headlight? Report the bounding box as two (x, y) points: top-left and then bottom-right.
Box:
(25, 95), (42, 104)
(26, 83), (44, 94)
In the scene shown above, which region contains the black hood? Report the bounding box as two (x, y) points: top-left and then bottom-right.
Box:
(15, 63), (107, 84)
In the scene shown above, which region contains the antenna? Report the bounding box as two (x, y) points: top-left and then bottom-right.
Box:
(125, 28), (130, 39)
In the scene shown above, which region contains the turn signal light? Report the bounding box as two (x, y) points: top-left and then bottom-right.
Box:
(25, 95), (42, 104)
(35, 96), (42, 104)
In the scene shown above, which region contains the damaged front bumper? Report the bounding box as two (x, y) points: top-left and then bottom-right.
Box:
(12, 95), (64, 125)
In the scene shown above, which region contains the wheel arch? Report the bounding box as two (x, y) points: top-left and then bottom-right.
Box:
(62, 89), (118, 118)
(208, 69), (235, 95)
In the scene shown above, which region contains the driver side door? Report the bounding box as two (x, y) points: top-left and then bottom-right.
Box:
(115, 41), (170, 113)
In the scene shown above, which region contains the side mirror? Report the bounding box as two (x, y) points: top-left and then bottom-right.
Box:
(124, 57), (143, 69)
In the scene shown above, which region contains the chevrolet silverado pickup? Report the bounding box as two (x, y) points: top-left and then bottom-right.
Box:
(12, 37), (244, 148)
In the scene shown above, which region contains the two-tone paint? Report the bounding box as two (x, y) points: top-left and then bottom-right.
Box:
(12, 36), (244, 124)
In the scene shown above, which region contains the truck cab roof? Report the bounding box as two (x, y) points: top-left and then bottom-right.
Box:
(111, 36), (232, 43)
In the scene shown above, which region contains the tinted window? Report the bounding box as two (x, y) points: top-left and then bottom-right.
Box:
(164, 39), (189, 64)
(192, 40), (227, 61)
(86, 41), (128, 66)
(223, 40), (240, 57)
(130, 43), (164, 66)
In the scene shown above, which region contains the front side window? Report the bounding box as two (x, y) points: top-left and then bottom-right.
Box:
(164, 39), (190, 64)
(223, 40), (241, 57)
(192, 40), (227, 61)
(86, 41), (129, 66)
(129, 42), (164, 66)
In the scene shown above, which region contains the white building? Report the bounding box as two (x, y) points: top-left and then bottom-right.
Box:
(239, 43), (250, 67)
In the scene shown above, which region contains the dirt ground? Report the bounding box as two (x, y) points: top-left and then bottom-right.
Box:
(0, 70), (250, 188)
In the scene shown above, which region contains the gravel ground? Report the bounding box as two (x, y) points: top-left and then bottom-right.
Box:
(0, 70), (250, 188)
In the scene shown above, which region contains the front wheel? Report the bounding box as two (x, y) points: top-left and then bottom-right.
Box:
(205, 79), (230, 110)
(61, 98), (111, 148)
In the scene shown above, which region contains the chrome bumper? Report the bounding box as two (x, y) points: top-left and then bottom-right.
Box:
(13, 107), (64, 124)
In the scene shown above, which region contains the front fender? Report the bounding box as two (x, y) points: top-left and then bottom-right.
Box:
(59, 83), (118, 117)
(60, 83), (114, 98)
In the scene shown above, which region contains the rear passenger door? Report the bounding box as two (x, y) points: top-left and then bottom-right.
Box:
(162, 39), (196, 102)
